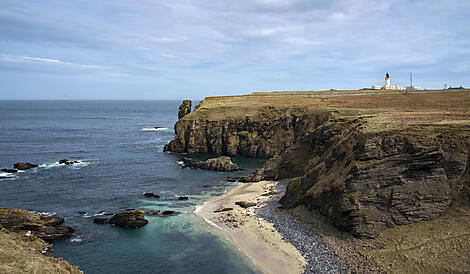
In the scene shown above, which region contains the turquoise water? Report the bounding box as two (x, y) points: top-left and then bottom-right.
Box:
(0, 100), (263, 273)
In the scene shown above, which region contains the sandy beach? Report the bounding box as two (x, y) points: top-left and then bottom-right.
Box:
(195, 181), (306, 274)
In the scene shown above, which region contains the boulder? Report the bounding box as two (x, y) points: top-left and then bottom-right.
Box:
(214, 207), (233, 213)
(109, 210), (148, 229)
(0, 207), (75, 241)
(13, 162), (38, 170)
(177, 196), (189, 200)
(179, 156), (243, 172)
(93, 218), (109, 224)
(1, 169), (18, 173)
(235, 201), (257, 208)
(178, 100), (192, 120)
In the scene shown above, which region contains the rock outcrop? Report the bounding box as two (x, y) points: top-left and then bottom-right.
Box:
(178, 100), (192, 120)
(0, 208), (75, 241)
(179, 156), (243, 171)
(13, 162), (38, 170)
(109, 210), (148, 229)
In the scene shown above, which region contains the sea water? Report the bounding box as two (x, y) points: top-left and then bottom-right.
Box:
(0, 100), (263, 274)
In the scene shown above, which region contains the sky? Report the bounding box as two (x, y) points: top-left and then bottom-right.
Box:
(0, 0), (469, 100)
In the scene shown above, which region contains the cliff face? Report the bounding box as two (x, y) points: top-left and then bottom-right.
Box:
(275, 120), (470, 238)
(164, 105), (331, 158)
(165, 92), (470, 238)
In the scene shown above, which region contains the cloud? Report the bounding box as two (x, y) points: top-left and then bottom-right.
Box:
(0, 54), (108, 70)
(0, 0), (468, 99)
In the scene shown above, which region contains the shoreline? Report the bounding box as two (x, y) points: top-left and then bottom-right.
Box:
(195, 180), (306, 274)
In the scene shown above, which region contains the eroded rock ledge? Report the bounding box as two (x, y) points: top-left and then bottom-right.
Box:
(165, 93), (470, 238)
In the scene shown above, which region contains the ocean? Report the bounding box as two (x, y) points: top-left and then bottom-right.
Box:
(0, 100), (263, 273)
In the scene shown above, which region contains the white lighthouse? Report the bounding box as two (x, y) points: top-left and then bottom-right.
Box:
(385, 72), (391, 88)
(371, 72), (405, 90)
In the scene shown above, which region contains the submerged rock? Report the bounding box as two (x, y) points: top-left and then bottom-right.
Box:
(13, 162), (38, 170)
(179, 156), (243, 172)
(143, 192), (160, 198)
(93, 218), (110, 224)
(177, 196), (189, 200)
(109, 210), (148, 229)
(161, 210), (176, 216)
(0, 207), (75, 241)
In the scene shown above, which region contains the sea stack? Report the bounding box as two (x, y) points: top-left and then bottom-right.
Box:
(178, 100), (192, 120)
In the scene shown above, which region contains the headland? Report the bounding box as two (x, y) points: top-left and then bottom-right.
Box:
(167, 88), (470, 273)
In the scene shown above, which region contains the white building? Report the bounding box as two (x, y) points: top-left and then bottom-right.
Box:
(371, 73), (405, 90)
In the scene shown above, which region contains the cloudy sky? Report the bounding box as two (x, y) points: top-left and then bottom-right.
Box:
(1, 0), (469, 99)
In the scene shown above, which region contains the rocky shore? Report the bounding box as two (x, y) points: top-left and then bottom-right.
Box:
(255, 181), (384, 273)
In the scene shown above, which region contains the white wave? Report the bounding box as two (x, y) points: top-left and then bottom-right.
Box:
(31, 211), (56, 216)
(193, 202), (206, 214)
(83, 211), (108, 218)
(203, 217), (224, 230)
(0, 171), (15, 180)
(70, 236), (82, 243)
(40, 160), (90, 169)
(141, 127), (171, 132)
(177, 161), (184, 166)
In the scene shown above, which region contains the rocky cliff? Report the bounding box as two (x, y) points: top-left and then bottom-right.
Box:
(165, 91), (470, 238)
(164, 102), (331, 157)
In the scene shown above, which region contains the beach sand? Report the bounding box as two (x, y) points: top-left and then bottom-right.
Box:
(195, 181), (306, 274)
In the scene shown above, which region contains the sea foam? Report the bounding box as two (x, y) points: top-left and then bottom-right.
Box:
(141, 127), (171, 132)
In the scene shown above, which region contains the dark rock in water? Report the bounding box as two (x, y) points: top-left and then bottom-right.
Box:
(77, 211), (87, 215)
(143, 192), (160, 198)
(109, 210), (148, 229)
(0, 207), (75, 241)
(179, 156), (243, 172)
(154, 126), (162, 130)
(161, 210), (175, 216)
(1, 169), (18, 173)
(59, 159), (79, 165)
(13, 162), (38, 170)
(147, 210), (160, 215)
(203, 185), (210, 188)
(177, 196), (189, 200)
(226, 176), (241, 182)
(93, 218), (110, 224)
(214, 207), (233, 213)
(235, 201), (257, 208)
(178, 100), (192, 120)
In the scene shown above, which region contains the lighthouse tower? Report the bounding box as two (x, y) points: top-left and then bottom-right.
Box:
(385, 72), (391, 88)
